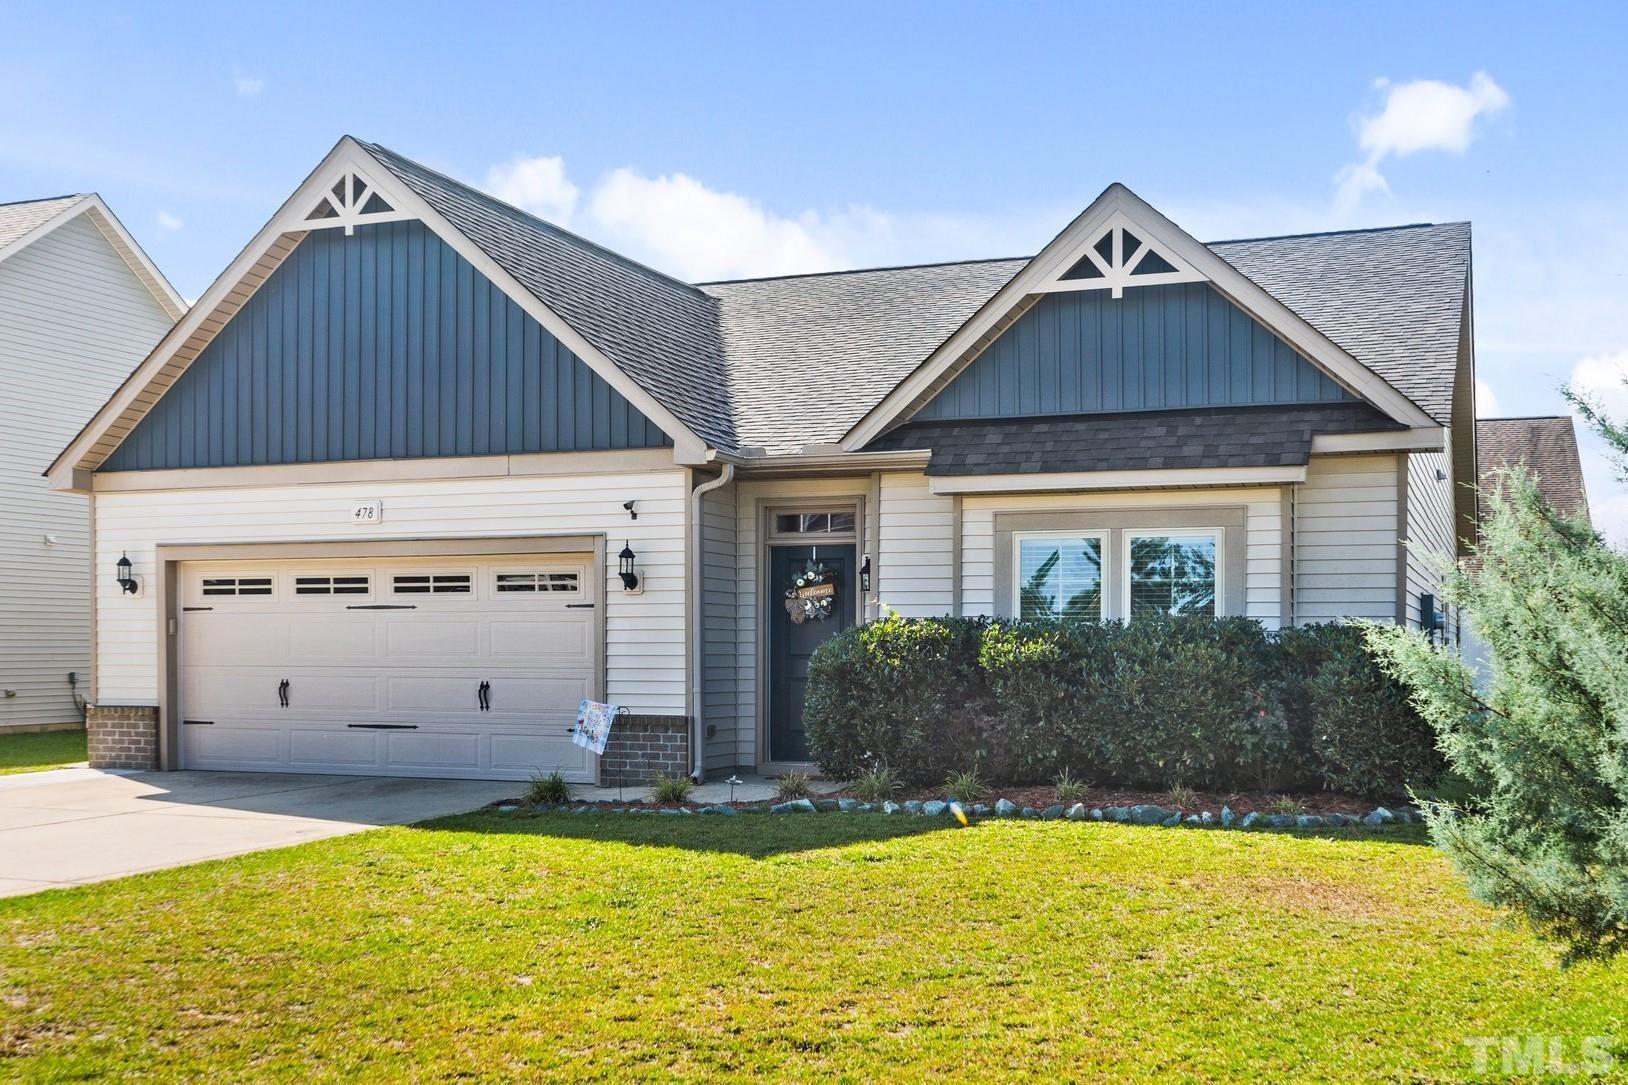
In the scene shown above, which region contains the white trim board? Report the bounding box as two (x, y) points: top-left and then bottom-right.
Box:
(47, 137), (710, 491)
(927, 464), (1307, 495)
(841, 183), (1437, 450)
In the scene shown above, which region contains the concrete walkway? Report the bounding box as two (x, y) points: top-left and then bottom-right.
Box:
(0, 770), (516, 899)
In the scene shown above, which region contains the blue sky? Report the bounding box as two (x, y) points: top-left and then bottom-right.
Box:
(4, 1), (1626, 539)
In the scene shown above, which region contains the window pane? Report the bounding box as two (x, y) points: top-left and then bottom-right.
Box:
(1018, 537), (1102, 620)
(774, 510), (854, 534)
(1128, 535), (1217, 618)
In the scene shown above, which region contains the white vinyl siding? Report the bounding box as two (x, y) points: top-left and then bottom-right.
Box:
(960, 485), (1287, 627)
(700, 482), (738, 773)
(1405, 447), (1458, 635)
(876, 472), (955, 617)
(1293, 453), (1401, 623)
(91, 469), (690, 714)
(0, 211), (175, 727)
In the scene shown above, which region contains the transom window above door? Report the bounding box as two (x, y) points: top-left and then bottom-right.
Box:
(1016, 534), (1105, 620)
(1127, 533), (1219, 618)
(774, 510), (856, 535)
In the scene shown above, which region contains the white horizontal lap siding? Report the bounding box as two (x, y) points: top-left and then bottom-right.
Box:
(958, 485), (1285, 626)
(700, 483), (738, 772)
(877, 472), (955, 617)
(1294, 453), (1401, 623)
(0, 213), (174, 727)
(1405, 449), (1457, 632)
(92, 469), (690, 713)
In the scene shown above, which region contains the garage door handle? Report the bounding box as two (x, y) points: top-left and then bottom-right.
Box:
(346, 723), (417, 730)
(347, 604), (418, 610)
(278, 679), (289, 708)
(477, 680), (491, 711)
(565, 603), (594, 609)
(182, 719), (214, 726)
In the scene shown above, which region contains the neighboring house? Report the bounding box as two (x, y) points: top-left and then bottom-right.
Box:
(49, 137), (1477, 781)
(0, 195), (182, 731)
(1462, 414), (1591, 683)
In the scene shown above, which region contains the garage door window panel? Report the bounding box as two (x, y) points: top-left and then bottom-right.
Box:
(391, 571), (474, 596)
(199, 575), (276, 598)
(493, 569), (583, 595)
(293, 573), (373, 598)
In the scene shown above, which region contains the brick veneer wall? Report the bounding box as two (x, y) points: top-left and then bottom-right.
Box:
(86, 704), (159, 770)
(599, 714), (690, 787)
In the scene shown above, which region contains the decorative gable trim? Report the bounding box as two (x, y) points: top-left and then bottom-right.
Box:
(48, 137), (709, 489)
(1032, 209), (1204, 299)
(299, 165), (413, 235)
(841, 183), (1437, 450)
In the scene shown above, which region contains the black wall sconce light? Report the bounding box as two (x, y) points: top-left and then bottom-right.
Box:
(115, 551), (139, 595)
(623, 500), (638, 520)
(618, 542), (641, 592)
(1420, 592), (1444, 645)
(859, 555), (872, 593)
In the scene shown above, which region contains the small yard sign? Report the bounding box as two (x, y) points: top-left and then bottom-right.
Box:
(350, 499), (384, 525)
(573, 699), (619, 756)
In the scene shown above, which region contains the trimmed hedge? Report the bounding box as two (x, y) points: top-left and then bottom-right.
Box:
(804, 613), (1442, 796)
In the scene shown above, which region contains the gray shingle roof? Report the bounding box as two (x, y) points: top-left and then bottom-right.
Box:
(358, 143), (736, 450)
(0, 194), (85, 256)
(870, 403), (1403, 475)
(354, 144), (1469, 454)
(701, 260), (1024, 453)
(1210, 224), (1470, 426)
(1476, 415), (1590, 522)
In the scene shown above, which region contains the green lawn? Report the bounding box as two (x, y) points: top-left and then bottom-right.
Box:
(2, 813), (1625, 1082)
(0, 729), (86, 775)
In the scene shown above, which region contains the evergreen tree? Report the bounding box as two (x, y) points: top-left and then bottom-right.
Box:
(1365, 393), (1628, 960)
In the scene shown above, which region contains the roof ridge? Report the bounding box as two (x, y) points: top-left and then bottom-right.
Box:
(1479, 415), (1575, 423)
(356, 140), (710, 300)
(0, 193), (86, 211)
(1208, 221), (1464, 246)
(698, 255), (1029, 287)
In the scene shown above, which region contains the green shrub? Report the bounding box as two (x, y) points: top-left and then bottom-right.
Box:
(774, 771), (813, 800)
(944, 768), (989, 804)
(849, 764), (900, 804)
(803, 611), (993, 785)
(804, 611), (1436, 796)
(1279, 622), (1444, 794)
(649, 772), (694, 805)
(526, 770), (571, 805)
(1052, 767), (1088, 805)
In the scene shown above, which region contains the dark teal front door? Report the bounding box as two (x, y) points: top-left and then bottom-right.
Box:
(768, 544), (856, 763)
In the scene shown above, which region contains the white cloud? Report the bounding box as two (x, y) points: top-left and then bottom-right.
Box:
(1566, 351), (1628, 547)
(155, 210), (182, 231)
(1569, 350), (1628, 419)
(588, 168), (850, 281)
(485, 154), (580, 226)
(1475, 378), (1502, 417)
(232, 70), (264, 97)
(1335, 72), (1509, 211)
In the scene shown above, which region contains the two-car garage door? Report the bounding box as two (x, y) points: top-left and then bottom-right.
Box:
(178, 554), (599, 781)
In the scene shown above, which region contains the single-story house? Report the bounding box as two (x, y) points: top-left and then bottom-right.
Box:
(49, 137), (1478, 783)
(0, 194), (182, 731)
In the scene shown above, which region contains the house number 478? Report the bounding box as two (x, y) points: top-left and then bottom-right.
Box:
(351, 500), (383, 524)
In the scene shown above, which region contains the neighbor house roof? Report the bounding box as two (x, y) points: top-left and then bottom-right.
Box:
(1476, 415), (1590, 522)
(0, 193), (185, 320)
(0, 194), (86, 253)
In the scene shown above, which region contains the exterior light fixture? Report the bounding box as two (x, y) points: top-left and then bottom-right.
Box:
(859, 555), (872, 593)
(618, 542), (640, 591)
(116, 551), (139, 594)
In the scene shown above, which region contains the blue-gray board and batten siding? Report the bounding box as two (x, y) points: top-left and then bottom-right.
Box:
(101, 219), (671, 471)
(914, 281), (1355, 422)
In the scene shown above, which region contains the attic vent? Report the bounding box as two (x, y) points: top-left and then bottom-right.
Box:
(1048, 216), (1204, 299)
(302, 167), (407, 235)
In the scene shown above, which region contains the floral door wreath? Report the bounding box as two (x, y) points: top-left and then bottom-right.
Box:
(784, 556), (838, 624)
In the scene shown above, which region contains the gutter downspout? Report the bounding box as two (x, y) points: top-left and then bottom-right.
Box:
(689, 463), (735, 781)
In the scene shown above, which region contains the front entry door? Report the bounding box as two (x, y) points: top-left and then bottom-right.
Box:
(767, 544), (856, 763)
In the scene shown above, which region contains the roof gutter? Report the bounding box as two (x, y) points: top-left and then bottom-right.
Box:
(688, 462), (735, 781)
(706, 447), (932, 476)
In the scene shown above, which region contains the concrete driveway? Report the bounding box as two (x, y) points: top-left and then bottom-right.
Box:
(0, 769), (518, 898)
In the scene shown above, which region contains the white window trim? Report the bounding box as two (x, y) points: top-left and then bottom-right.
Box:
(1121, 529), (1223, 620)
(1011, 530), (1110, 621)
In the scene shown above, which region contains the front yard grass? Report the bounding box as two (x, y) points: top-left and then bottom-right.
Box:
(3, 812), (1625, 1081)
(0, 729), (86, 776)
